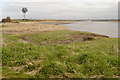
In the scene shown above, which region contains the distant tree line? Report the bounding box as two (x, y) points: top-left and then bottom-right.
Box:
(2, 17), (11, 23)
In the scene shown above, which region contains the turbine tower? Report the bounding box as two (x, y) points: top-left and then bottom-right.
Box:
(22, 7), (28, 24)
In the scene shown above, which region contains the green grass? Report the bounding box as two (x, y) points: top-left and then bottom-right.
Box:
(2, 30), (119, 78)
(2, 67), (34, 78)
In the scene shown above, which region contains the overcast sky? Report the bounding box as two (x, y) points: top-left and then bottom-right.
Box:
(0, 0), (119, 20)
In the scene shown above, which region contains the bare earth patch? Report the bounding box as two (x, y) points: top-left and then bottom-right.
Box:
(17, 32), (109, 46)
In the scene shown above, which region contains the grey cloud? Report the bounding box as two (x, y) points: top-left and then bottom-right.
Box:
(1, 2), (118, 20)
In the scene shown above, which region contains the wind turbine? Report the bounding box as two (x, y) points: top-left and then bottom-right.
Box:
(22, 7), (28, 24)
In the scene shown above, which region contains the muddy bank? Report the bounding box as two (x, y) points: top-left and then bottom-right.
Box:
(39, 21), (74, 25)
(17, 32), (109, 46)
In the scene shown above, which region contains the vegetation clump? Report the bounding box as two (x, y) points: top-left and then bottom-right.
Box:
(2, 30), (118, 78)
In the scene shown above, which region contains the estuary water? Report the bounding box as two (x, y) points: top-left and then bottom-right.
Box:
(62, 21), (118, 38)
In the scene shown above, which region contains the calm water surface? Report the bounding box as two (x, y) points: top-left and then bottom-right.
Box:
(63, 21), (118, 38)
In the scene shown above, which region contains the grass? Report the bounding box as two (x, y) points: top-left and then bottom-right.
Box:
(2, 30), (119, 78)
(2, 22), (68, 35)
(1, 25), (7, 27)
(2, 67), (34, 78)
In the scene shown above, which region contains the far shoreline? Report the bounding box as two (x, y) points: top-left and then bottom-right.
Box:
(6, 19), (119, 22)
(1, 20), (118, 38)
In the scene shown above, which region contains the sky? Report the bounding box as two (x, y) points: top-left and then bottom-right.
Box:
(0, 0), (119, 20)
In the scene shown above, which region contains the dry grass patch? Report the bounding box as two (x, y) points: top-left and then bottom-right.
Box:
(1, 22), (68, 34)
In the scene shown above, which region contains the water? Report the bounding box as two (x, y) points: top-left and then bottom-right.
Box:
(62, 21), (118, 38)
